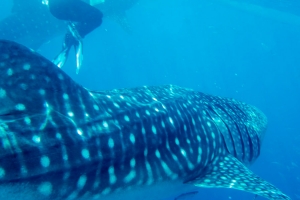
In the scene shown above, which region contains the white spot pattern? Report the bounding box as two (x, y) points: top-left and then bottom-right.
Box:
(40, 156), (50, 168)
(81, 149), (90, 159)
(38, 182), (52, 196)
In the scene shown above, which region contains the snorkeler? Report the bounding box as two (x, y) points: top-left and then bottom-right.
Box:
(48, 0), (103, 73)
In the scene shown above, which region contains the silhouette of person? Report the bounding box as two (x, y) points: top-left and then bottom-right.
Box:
(48, 0), (103, 73)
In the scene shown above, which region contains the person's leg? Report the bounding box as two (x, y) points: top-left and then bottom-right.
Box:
(49, 0), (102, 72)
(48, 0), (103, 38)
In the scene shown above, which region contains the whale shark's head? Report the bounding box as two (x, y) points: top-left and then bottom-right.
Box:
(202, 93), (268, 165)
(226, 97), (268, 141)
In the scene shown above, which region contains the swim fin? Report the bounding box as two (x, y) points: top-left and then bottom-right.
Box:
(52, 36), (72, 68)
(52, 22), (83, 74)
(68, 22), (83, 74)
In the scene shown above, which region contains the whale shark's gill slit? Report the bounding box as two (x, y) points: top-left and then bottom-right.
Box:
(223, 103), (247, 162)
(233, 121), (246, 161)
(245, 126), (254, 163)
(246, 125), (261, 163)
(255, 132), (261, 158)
(205, 105), (234, 156)
(211, 104), (238, 157)
(225, 124), (238, 157)
(228, 104), (260, 163)
(214, 103), (249, 162)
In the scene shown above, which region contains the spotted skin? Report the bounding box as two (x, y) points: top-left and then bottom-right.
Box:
(0, 40), (290, 200)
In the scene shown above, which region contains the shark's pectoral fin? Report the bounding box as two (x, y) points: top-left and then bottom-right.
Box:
(188, 154), (290, 200)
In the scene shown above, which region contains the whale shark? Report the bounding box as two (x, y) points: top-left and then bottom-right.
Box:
(0, 40), (290, 200)
(0, 0), (138, 50)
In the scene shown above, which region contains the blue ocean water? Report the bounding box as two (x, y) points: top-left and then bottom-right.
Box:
(0, 0), (300, 199)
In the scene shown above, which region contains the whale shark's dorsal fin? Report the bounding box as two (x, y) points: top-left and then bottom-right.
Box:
(0, 40), (90, 119)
